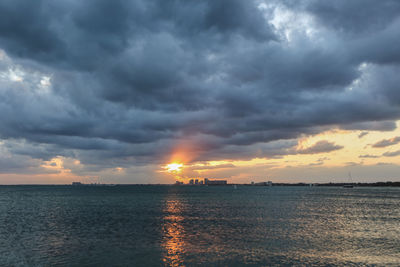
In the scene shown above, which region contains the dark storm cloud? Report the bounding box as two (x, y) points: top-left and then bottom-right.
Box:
(0, 146), (54, 174)
(372, 137), (400, 148)
(341, 121), (396, 132)
(0, 156), (37, 174)
(0, 0), (400, 174)
(303, 0), (400, 34)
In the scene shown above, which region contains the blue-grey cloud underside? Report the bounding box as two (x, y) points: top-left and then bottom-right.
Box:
(0, 0), (400, 172)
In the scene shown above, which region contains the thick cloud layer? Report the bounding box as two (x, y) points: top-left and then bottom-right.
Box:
(0, 0), (400, 175)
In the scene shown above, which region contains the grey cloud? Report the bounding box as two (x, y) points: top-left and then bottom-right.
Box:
(308, 162), (323, 166)
(296, 140), (343, 154)
(297, 0), (400, 35)
(345, 162), (362, 167)
(358, 132), (369, 139)
(359, 154), (380, 159)
(342, 121), (396, 132)
(0, 156), (39, 174)
(0, 144), (54, 174)
(306, 157), (328, 167)
(0, 0), (400, 177)
(382, 150), (400, 157)
(372, 137), (400, 148)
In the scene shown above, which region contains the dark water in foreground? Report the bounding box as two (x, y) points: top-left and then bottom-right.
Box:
(0, 186), (399, 266)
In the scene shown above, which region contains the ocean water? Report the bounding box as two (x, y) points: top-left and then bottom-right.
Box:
(0, 186), (399, 266)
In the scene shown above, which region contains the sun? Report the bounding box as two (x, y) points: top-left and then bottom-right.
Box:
(165, 163), (183, 173)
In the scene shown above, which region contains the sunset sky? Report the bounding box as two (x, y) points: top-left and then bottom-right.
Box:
(1, 0), (400, 184)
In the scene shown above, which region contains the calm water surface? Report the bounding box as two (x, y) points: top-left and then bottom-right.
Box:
(0, 186), (399, 266)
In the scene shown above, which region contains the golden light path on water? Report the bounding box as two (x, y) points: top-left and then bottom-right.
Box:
(161, 195), (186, 266)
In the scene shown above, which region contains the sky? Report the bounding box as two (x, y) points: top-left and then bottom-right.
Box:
(0, 0), (400, 184)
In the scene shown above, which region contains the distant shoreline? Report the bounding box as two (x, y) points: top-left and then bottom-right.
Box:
(0, 182), (399, 187)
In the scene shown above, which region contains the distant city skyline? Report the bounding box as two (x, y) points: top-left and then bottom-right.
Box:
(1, 0), (400, 184)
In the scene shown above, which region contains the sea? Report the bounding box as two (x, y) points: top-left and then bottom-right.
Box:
(0, 185), (399, 266)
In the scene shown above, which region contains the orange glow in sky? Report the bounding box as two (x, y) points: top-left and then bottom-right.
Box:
(165, 163), (183, 173)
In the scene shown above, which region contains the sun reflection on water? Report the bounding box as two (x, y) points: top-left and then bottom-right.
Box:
(161, 196), (187, 266)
